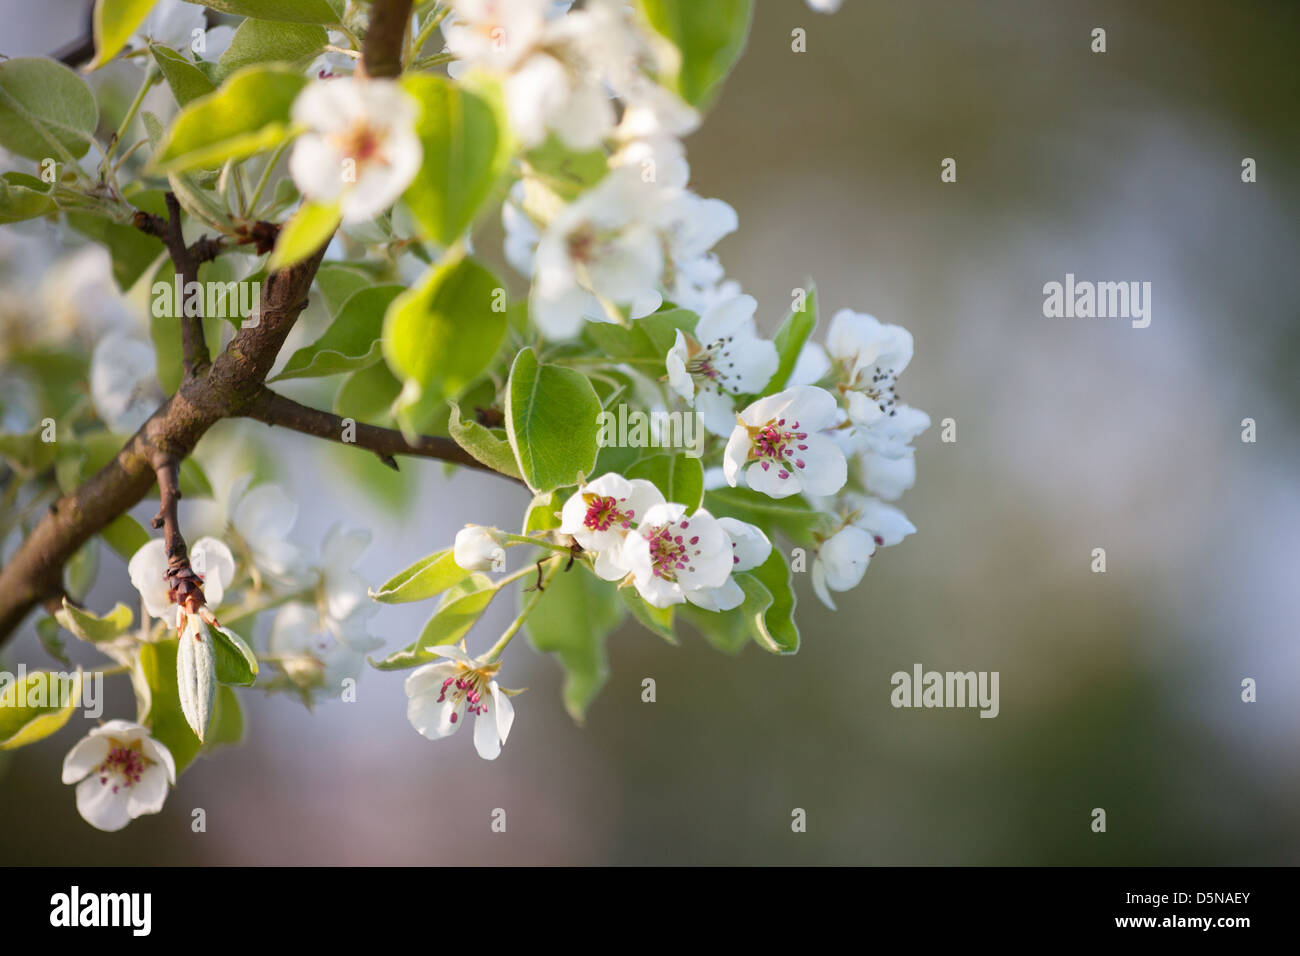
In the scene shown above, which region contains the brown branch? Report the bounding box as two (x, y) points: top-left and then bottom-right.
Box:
(150, 456), (206, 614)
(362, 0), (414, 78)
(244, 389), (524, 484)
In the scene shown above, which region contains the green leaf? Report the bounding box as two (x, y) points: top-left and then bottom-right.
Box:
(37, 616), (71, 666)
(218, 18), (328, 76)
(767, 282), (818, 393)
(0, 57), (99, 160)
(204, 685), (245, 749)
(704, 485), (821, 544)
(522, 491), (562, 534)
(627, 451), (704, 511)
(92, 0), (159, 69)
(505, 347), (602, 493)
(0, 172), (55, 224)
(101, 514), (152, 561)
(683, 577), (765, 655)
(67, 188), (169, 290)
(370, 574), (499, 671)
(166, 169), (234, 231)
(620, 588), (677, 644)
(746, 550), (799, 654)
(384, 255), (507, 439)
(213, 626), (259, 686)
(400, 74), (512, 245)
(447, 401), (521, 479)
(335, 360), (402, 422)
(138, 639), (202, 771)
(370, 549), (471, 604)
(150, 45), (216, 107)
(0, 670), (83, 750)
(64, 539), (100, 603)
(522, 136), (608, 199)
(55, 599), (134, 643)
(196, 0), (343, 24)
(274, 284), (401, 381)
(151, 64), (308, 173)
(636, 0), (753, 108)
(524, 566), (626, 723)
(316, 262), (373, 314)
(267, 199), (340, 270)
(583, 308), (696, 361)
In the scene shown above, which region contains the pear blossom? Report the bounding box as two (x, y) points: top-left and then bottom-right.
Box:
(531, 167), (664, 338)
(666, 294), (779, 436)
(723, 385), (848, 499)
(288, 77), (422, 224)
(811, 525), (874, 610)
(622, 503), (734, 608)
(454, 525), (506, 572)
(405, 645), (519, 759)
(683, 516), (771, 612)
(810, 496), (917, 609)
(185, 475), (300, 584)
(826, 309), (916, 428)
(89, 333), (163, 434)
(129, 537), (235, 629)
(444, 0), (620, 149)
(314, 524), (375, 624)
(559, 473), (664, 580)
(269, 602), (382, 702)
(62, 720), (176, 832)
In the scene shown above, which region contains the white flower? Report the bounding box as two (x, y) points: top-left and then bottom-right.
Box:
(90, 333), (162, 434)
(826, 309), (915, 428)
(559, 473), (664, 580)
(405, 645), (518, 760)
(666, 295), (779, 436)
(288, 77), (422, 224)
(723, 385), (848, 499)
(622, 503), (733, 608)
(313, 524), (375, 625)
(183, 474), (300, 584)
(454, 525), (506, 572)
(532, 168), (664, 338)
(810, 497), (916, 609)
(811, 525), (873, 610)
(62, 720), (176, 832)
(269, 602), (381, 698)
(788, 340), (831, 387)
(683, 516), (771, 612)
(445, 0), (617, 149)
(807, 0), (843, 12)
(128, 537), (235, 629)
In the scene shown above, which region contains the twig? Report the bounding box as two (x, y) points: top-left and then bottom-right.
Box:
(244, 389), (525, 485)
(363, 0), (415, 78)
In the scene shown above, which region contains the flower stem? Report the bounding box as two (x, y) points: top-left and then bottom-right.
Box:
(486, 555), (562, 661)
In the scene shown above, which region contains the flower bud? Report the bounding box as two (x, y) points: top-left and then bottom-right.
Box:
(176, 613), (216, 743)
(453, 525), (505, 572)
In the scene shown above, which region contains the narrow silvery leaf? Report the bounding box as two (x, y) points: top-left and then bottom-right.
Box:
(177, 614), (217, 743)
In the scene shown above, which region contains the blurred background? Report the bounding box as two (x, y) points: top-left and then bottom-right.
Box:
(1, 0), (1297, 864)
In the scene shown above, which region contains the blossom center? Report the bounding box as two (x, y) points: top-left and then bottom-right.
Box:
(96, 738), (152, 794)
(685, 333), (738, 392)
(644, 518), (702, 582)
(436, 665), (496, 722)
(331, 121), (386, 167)
(583, 493), (636, 532)
(748, 417), (809, 481)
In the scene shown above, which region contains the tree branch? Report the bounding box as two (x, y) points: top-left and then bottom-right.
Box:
(150, 455), (206, 614)
(244, 389), (523, 484)
(133, 193), (214, 376)
(362, 0), (414, 78)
